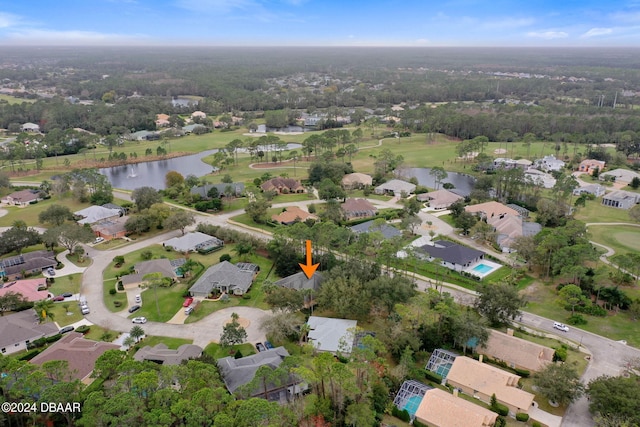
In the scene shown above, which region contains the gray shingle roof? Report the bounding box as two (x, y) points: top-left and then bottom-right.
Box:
(350, 220), (401, 239)
(134, 343), (203, 365)
(164, 232), (223, 252)
(189, 261), (255, 295)
(0, 309), (59, 350)
(418, 240), (485, 266)
(307, 316), (357, 354)
(217, 346), (290, 394)
(275, 271), (324, 291)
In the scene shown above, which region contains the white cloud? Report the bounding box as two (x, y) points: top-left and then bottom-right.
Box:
(0, 12), (22, 28)
(526, 30), (568, 39)
(4, 29), (149, 45)
(581, 28), (613, 38)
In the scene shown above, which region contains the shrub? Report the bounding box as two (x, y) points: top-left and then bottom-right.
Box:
(532, 422), (542, 427)
(514, 368), (530, 378)
(516, 413), (529, 422)
(76, 325), (90, 334)
(113, 301), (122, 308)
(391, 406), (411, 422)
(113, 256), (125, 266)
(494, 416), (507, 427)
(117, 282), (124, 291)
(109, 288), (117, 295)
(424, 370), (443, 383)
(220, 253), (232, 262)
(567, 313), (588, 325)
(19, 349), (42, 361)
(141, 250), (153, 260)
(554, 345), (568, 362)
(412, 418), (428, 427)
(234, 349), (244, 359)
(242, 294), (251, 300)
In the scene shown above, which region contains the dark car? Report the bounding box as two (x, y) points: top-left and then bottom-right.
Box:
(52, 295), (65, 302)
(256, 342), (266, 352)
(128, 305), (141, 313)
(264, 340), (274, 350)
(62, 292), (73, 298)
(59, 326), (75, 334)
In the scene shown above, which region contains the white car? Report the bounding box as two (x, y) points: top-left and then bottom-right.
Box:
(553, 322), (569, 332)
(94, 237), (104, 244)
(132, 317), (147, 324)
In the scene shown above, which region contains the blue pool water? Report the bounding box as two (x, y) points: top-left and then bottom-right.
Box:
(472, 263), (493, 274)
(404, 395), (424, 417)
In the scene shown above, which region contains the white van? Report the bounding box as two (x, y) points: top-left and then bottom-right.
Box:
(81, 305), (90, 315)
(553, 321), (569, 332)
(185, 306), (194, 315)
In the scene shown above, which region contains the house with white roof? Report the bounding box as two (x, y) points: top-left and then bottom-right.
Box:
(534, 155), (565, 172)
(600, 168), (640, 185)
(307, 316), (357, 355)
(74, 206), (121, 225)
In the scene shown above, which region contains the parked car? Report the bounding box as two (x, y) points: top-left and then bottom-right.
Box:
(184, 306), (194, 315)
(62, 292), (73, 298)
(59, 326), (75, 334)
(47, 268), (56, 276)
(135, 294), (142, 303)
(81, 306), (90, 315)
(264, 341), (274, 350)
(256, 342), (266, 352)
(553, 321), (569, 332)
(183, 297), (194, 307)
(132, 317), (147, 324)
(128, 305), (141, 313)
(94, 237), (104, 244)
(52, 295), (65, 302)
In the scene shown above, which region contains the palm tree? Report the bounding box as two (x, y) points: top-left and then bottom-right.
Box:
(129, 326), (145, 343)
(34, 299), (55, 323)
(233, 242), (255, 262)
(123, 335), (135, 349)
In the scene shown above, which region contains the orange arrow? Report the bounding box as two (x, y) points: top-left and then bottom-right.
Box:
(299, 240), (319, 279)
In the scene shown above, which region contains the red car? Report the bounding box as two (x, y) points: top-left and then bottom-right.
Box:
(183, 297), (193, 307)
(52, 295), (65, 302)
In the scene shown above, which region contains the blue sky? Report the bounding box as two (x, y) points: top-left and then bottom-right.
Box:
(1, 0), (639, 46)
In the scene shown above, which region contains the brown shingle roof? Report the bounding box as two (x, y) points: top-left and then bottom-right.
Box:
(478, 330), (554, 372)
(261, 178), (304, 192)
(415, 388), (498, 427)
(341, 198), (377, 215)
(271, 206), (317, 224)
(416, 189), (463, 209)
(465, 201), (520, 219)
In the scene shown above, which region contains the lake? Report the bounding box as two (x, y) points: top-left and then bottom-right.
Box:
(397, 167), (476, 196)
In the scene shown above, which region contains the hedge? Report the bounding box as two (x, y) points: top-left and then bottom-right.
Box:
(424, 370), (443, 384)
(76, 325), (91, 334)
(516, 413), (529, 422)
(391, 406), (411, 422)
(412, 418), (428, 427)
(514, 368), (530, 378)
(491, 402), (509, 416)
(19, 348), (43, 361)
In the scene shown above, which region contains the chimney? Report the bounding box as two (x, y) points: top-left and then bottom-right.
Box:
(453, 388), (459, 398)
(479, 355), (483, 363)
(506, 328), (514, 336)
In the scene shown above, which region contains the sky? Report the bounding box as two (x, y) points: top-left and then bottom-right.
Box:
(1, 0), (640, 47)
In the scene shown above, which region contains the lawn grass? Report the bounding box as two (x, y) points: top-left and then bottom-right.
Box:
(0, 94), (35, 104)
(574, 199), (634, 223)
(203, 342), (256, 359)
(587, 224), (640, 255)
(48, 273), (82, 295)
(137, 335), (193, 350)
(103, 279), (128, 313)
(133, 282), (190, 322)
(84, 325), (115, 342)
(228, 213), (278, 233)
(49, 303), (83, 327)
(65, 253), (92, 267)
(92, 238), (131, 251)
(0, 196), (91, 227)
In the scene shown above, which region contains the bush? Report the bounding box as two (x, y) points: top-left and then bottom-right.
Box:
(220, 254), (232, 263)
(19, 349), (42, 361)
(491, 402), (509, 416)
(514, 368), (530, 378)
(412, 418), (428, 427)
(494, 417), (507, 427)
(113, 256), (125, 266)
(234, 349), (244, 359)
(141, 250), (153, 260)
(554, 345), (568, 362)
(516, 413), (529, 422)
(242, 294), (251, 300)
(391, 406), (411, 422)
(113, 301), (122, 308)
(567, 313), (588, 325)
(109, 288), (117, 295)
(76, 325), (90, 334)
(424, 370), (443, 383)
(532, 422), (541, 427)
(117, 282), (124, 291)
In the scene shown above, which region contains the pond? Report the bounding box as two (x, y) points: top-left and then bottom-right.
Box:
(100, 144), (302, 190)
(397, 167), (476, 196)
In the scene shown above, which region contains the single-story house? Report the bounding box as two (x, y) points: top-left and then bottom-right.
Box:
(493, 158), (518, 169)
(446, 356), (535, 416)
(476, 329), (554, 373)
(349, 219), (402, 239)
(272, 206), (318, 225)
(602, 190), (640, 209)
(120, 258), (178, 289)
(465, 201), (520, 220)
(0, 250), (57, 280)
(0, 278), (48, 302)
(535, 155), (565, 172)
(416, 240), (485, 272)
(188, 261), (258, 297)
(1, 189), (42, 206)
(217, 346), (301, 402)
(134, 343), (203, 365)
(579, 159), (606, 175)
(572, 184), (606, 197)
(190, 182), (245, 198)
(191, 111), (207, 119)
(275, 271), (324, 293)
(341, 198), (377, 220)
(488, 214), (542, 253)
(163, 231), (223, 253)
(524, 168), (556, 189)
(307, 316), (357, 355)
(0, 309), (59, 355)
(374, 179), (416, 196)
(30, 332), (120, 383)
(126, 130), (160, 141)
(74, 205), (121, 225)
(414, 388), (498, 427)
(102, 203), (127, 216)
(156, 113), (170, 122)
(600, 168), (640, 184)
(417, 189), (464, 210)
(182, 124), (207, 134)
(261, 178), (305, 194)
(21, 122), (40, 132)
(91, 216), (128, 241)
(341, 173), (373, 190)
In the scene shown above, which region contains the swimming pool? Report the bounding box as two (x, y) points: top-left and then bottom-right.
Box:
(472, 263), (493, 274)
(403, 395), (424, 417)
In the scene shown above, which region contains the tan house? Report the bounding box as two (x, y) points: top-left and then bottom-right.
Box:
(465, 201), (520, 220)
(272, 206), (318, 225)
(341, 198), (377, 220)
(417, 189), (464, 210)
(261, 178), (305, 194)
(477, 329), (554, 373)
(579, 159), (606, 175)
(191, 111), (207, 119)
(341, 173), (373, 190)
(91, 216), (128, 241)
(414, 388), (498, 427)
(446, 356), (535, 415)
(1, 189), (42, 206)
(120, 259), (178, 289)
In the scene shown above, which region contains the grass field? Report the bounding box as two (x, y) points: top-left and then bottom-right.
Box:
(203, 342), (256, 359)
(587, 224), (640, 256)
(48, 273), (82, 295)
(575, 199), (634, 223)
(0, 94), (35, 104)
(0, 197), (91, 227)
(49, 302), (83, 327)
(137, 335), (193, 350)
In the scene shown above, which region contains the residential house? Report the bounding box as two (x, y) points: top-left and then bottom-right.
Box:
(0, 309), (58, 355)
(600, 168), (640, 185)
(182, 124), (207, 134)
(126, 130), (160, 141)
(341, 173), (373, 190)
(275, 271), (324, 293)
(120, 258), (178, 289)
(91, 216), (128, 241)
(0, 250), (56, 280)
(535, 155), (565, 172)
(74, 205), (121, 225)
(1, 189), (42, 206)
(102, 203), (127, 216)
(465, 201), (520, 220)
(602, 190), (640, 209)
(190, 182), (245, 198)
(446, 356), (535, 415)
(579, 159), (606, 175)
(271, 206), (318, 225)
(217, 347), (301, 402)
(0, 278), (48, 302)
(487, 214), (542, 253)
(191, 111), (207, 120)
(188, 261), (258, 297)
(476, 329), (554, 373)
(155, 114), (170, 128)
(349, 219), (402, 239)
(572, 184), (606, 197)
(163, 231), (224, 253)
(524, 168), (556, 189)
(307, 316), (357, 355)
(30, 332), (120, 383)
(20, 122), (40, 132)
(134, 343), (203, 365)
(515, 159), (533, 169)
(493, 158), (517, 169)
(261, 178), (305, 194)
(416, 240), (485, 272)
(417, 189), (464, 210)
(341, 198), (377, 220)
(374, 179), (416, 196)
(414, 388), (498, 427)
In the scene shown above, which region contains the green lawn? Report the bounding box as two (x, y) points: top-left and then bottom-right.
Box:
(587, 224), (640, 255)
(0, 197), (91, 227)
(228, 212), (278, 233)
(203, 342), (256, 359)
(48, 273), (82, 295)
(65, 253), (92, 268)
(49, 303), (83, 327)
(136, 335), (193, 350)
(574, 199), (634, 223)
(132, 282), (190, 322)
(84, 325), (117, 342)
(0, 94), (35, 104)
